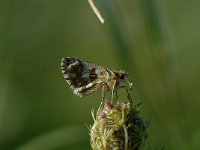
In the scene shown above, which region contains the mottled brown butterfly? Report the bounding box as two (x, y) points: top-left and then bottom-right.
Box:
(61, 57), (132, 100)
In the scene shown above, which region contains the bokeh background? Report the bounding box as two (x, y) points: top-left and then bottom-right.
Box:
(0, 0), (200, 149)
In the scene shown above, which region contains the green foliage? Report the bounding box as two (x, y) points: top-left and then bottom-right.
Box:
(0, 0), (199, 149)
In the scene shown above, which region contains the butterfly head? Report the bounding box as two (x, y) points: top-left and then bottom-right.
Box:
(118, 71), (128, 81)
(115, 70), (132, 90)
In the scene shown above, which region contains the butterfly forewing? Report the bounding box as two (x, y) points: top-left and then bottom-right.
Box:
(61, 57), (109, 97)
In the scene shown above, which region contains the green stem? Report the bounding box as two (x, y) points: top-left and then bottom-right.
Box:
(123, 124), (128, 150)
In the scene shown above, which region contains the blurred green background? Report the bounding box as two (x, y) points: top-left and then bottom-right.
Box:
(0, 0), (200, 149)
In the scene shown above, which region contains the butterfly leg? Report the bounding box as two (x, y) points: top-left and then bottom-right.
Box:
(111, 80), (116, 101)
(120, 85), (132, 103)
(101, 85), (105, 101)
(98, 85), (105, 112)
(115, 89), (118, 100)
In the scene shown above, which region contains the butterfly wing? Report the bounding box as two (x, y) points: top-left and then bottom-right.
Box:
(61, 57), (109, 97)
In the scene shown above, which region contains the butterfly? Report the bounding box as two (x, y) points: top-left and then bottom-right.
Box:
(61, 57), (132, 100)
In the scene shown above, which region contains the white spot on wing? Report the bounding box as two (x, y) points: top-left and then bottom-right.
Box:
(61, 62), (65, 66)
(63, 74), (69, 78)
(73, 89), (83, 97)
(68, 61), (79, 69)
(95, 69), (101, 74)
(86, 82), (94, 88)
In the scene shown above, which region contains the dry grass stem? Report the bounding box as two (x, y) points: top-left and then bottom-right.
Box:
(88, 0), (105, 23)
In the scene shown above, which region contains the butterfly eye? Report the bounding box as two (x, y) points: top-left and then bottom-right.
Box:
(120, 74), (125, 80)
